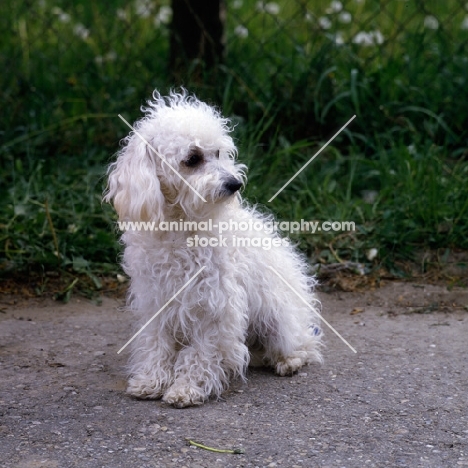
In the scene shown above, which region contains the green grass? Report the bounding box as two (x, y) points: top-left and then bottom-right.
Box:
(1, 0), (468, 291)
(2, 154), (118, 270)
(239, 121), (468, 267)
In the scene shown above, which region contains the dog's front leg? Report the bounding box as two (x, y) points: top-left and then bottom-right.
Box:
(163, 313), (248, 408)
(162, 346), (216, 407)
(126, 326), (176, 399)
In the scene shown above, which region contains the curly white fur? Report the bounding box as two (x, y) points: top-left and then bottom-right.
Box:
(105, 90), (323, 408)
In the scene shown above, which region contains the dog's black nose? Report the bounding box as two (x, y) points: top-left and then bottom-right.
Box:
(223, 178), (243, 194)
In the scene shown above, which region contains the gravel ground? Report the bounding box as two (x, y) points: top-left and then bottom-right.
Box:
(0, 281), (467, 468)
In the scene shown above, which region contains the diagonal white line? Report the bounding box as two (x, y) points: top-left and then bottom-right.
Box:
(268, 266), (357, 353)
(118, 114), (207, 203)
(117, 266), (206, 354)
(268, 115), (356, 202)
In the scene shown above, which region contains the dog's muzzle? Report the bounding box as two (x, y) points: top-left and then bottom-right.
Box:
(222, 177), (243, 196)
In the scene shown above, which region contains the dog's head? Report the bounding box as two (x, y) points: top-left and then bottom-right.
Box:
(104, 90), (246, 222)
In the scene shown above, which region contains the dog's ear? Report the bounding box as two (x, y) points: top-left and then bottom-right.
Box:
(104, 138), (165, 222)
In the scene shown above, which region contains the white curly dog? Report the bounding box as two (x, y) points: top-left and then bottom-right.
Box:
(105, 90), (322, 408)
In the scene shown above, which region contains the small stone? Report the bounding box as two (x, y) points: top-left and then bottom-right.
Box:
(117, 274), (127, 283)
(394, 428), (409, 434)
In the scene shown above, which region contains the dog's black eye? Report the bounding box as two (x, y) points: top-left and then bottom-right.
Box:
(185, 150), (203, 167)
(215, 150), (220, 158)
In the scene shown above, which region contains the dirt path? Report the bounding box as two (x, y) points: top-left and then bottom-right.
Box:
(1, 282), (467, 468)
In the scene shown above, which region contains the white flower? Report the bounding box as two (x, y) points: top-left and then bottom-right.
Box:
(366, 248), (378, 261)
(265, 2), (280, 14)
(73, 23), (89, 40)
(234, 25), (248, 38)
(94, 56), (104, 65)
(319, 16), (332, 29)
(155, 6), (172, 25)
(117, 9), (128, 21)
(305, 12), (313, 22)
(424, 15), (439, 30)
(135, 0), (153, 18)
(353, 31), (373, 45)
(233, 0), (243, 9)
(256, 2), (280, 14)
(334, 32), (345, 44)
(353, 30), (384, 45)
(373, 30), (384, 44)
(326, 1), (343, 14)
(159, 6), (172, 23)
(58, 12), (71, 23)
(338, 11), (352, 23)
(461, 16), (468, 30)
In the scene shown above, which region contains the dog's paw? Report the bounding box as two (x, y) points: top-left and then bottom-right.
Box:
(275, 353), (307, 376)
(163, 384), (206, 408)
(127, 377), (165, 399)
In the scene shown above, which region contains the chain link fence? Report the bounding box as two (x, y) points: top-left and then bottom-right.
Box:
(2, 0), (468, 156)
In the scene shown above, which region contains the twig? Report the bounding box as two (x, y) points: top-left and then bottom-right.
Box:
(328, 242), (343, 263)
(185, 438), (244, 454)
